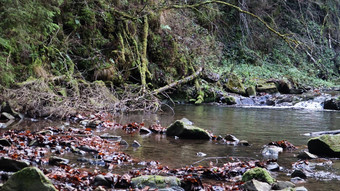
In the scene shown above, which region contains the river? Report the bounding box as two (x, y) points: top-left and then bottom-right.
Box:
(4, 104), (340, 190)
(117, 105), (340, 190)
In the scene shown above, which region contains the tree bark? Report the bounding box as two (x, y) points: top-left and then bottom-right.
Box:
(152, 67), (203, 95)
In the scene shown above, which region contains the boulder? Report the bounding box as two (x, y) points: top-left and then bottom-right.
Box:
(307, 134), (340, 157)
(166, 118), (211, 140)
(1, 167), (57, 191)
(271, 181), (295, 190)
(241, 179), (271, 191)
(225, 134), (239, 143)
(224, 74), (246, 95)
(323, 98), (340, 110)
(246, 86), (256, 97)
(131, 175), (180, 189)
(0, 157), (29, 172)
(140, 127), (152, 134)
(202, 69), (220, 83)
(242, 167), (275, 184)
(256, 82), (278, 94)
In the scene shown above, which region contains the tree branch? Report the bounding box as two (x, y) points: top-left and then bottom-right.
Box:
(152, 67), (203, 95)
(159, 0), (301, 49)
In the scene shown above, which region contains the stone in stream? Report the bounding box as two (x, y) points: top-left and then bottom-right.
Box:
(99, 133), (121, 142)
(0, 157), (29, 172)
(48, 156), (69, 166)
(224, 134), (239, 143)
(119, 139), (129, 146)
(297, 150), (318, 160)
(266, 162), (280, 171)
(307, 134), (340, 157)
(93, 174), (111, 187)
(132, 140), (141, 148)
(241, 179), (271, 191)
(131, 175), (181, 189)
(0, 139), (11, 146)
(166, 118), (211, 140)
(78, 145), (99, 154)
(261, 145), (283, 159)
(246, 86), (256, 97)
(241, 167), (275, 184)
(1, 167), (57, 191)
(291, 170), (307, 179)
(140, 126), (152, 134)
(271, 181), (295, 190)
(238, 140), (250, 146)
(323, 98), (340, 110)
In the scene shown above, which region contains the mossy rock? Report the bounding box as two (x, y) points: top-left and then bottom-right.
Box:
(225, 74), (246, 95)
(131, 175), (180, 189)
(308, 134), (340, 157)
(1, 167), (57, 191)
(166, 118), (211, 140)
(246, 86), (256, 97)
(256, 82), (278, 94)
(242, 167), (275, 184)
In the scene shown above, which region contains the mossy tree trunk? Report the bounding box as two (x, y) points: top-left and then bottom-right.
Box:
(140, 15), (149, 92)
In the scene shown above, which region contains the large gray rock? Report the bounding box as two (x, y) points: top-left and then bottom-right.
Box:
(241, 179), (271, 191)
(1, 167), (57, 191)
(131, 175), (180, 189)
(0, 157), (29, 172)
(166, 118), (211, 140)
(308, 134), (340, 157)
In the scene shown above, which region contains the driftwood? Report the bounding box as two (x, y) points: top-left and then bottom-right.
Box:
(152, 67), (203, 95)
(303, 129), (340, 136)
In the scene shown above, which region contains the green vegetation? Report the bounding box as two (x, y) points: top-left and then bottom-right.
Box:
(0, 0), (339, 114)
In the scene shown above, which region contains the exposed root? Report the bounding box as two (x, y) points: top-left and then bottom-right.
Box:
(1, 78), (161, 118)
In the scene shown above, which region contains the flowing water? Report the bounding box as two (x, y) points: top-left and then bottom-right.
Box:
(116, 105), (340, 190)
(4, 105), (340, 190)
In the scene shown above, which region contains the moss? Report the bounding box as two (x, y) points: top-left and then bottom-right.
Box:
(166, 119), (211, 140)
(225, 73), (246, 95)
(242, 167), (275, 184)
(131, 175), (180, 189)
(1, 167), (57, 191)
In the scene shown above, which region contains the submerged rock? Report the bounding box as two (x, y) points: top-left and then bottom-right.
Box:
(0, 157), (29, 172)
(242, 167), (275, 184)
(166, 118), (211, 140)
(308, 134), (340, 157)
(241, 179), (271, 191)
(1, 167), (57, 191)
(131, 175), (180, 189)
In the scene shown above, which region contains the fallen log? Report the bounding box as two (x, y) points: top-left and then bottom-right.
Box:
(303, 129), (340, 136)
(152, 67), (203, 95)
